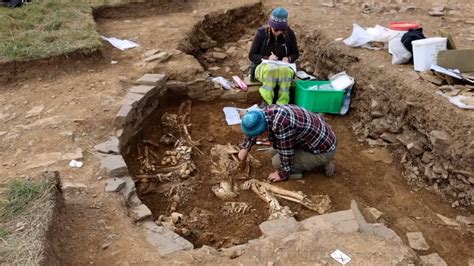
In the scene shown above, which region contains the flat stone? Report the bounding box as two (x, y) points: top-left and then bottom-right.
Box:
(421, 152), (433, 163)
(380, 132), (398, 143)
(429, 130), (451, 147)
(407, 141), (424, 155)
(406, 232), (429, 250)
(144, 49), (160, 57)
(130, 204), (152, 222)
(420, 253), (447, 266)
(301, 209), (359, 233)
(436, 214), (460, 227)
(259, 217), (299, 237)
(115, 105), (132, 125)
(122, 92), (144, 105)
(61, 182), (87, 193)
(456, 215), (474, 225)
(62, 148), (83, 160)
(144, 51), (170, 63)
(208, 66), (221, 72)
(222, 244), (246, 259)
(105, 178), (126, 192)
(100, 155), (128, 177)
(370, 223), (402, 243)
(136, 74), (167, 87)
(94, 137), (120, 155)
(129, 85), (155, 95)
(212, 52), (227, 60)
(366, 207), (383, 221)
(142, 221), (193, 255)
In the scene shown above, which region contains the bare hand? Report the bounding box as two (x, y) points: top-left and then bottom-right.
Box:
(282, 57), (289, 63)
(269, 52), (278, 61)
(238, 149), (248, 161)
(268, 171), (285, 182)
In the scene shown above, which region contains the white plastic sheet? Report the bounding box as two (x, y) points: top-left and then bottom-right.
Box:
(100, 36), (139, 51)
(388, 33), (412, 65)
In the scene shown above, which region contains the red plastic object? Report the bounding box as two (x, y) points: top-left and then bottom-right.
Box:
(389, 21), (420, 31)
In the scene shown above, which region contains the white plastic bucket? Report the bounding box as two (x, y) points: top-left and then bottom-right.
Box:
(412, 37), (447, 71)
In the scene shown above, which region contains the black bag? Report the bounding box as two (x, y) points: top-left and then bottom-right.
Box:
(401, 28), (425, 54)
(1, 0), (24, 8)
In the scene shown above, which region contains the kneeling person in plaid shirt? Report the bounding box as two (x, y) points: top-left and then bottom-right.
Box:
(238, 105), (337, 182)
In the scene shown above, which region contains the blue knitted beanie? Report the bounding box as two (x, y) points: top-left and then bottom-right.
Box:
(269, 7), (289, 30)
(241, 110), (267, 138)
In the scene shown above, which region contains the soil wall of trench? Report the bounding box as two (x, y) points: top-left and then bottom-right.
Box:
(295, 29), (473, 207)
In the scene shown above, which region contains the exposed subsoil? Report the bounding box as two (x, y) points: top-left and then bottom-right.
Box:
(1, 0), (473, 265)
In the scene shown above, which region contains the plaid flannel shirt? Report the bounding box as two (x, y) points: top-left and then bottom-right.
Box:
(241, 105), (337, 180)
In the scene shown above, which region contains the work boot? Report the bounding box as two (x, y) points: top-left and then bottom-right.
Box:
(324, 161), (335, 177)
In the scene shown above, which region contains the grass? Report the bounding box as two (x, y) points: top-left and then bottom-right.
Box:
(0, 177), (58, 265)
(0, 0), (102, 61)
(0, 179), (53, 220)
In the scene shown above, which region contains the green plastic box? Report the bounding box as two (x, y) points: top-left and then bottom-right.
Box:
(294, 79), (346, 114)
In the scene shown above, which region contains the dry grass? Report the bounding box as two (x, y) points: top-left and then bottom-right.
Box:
(0, 176), (58, 265)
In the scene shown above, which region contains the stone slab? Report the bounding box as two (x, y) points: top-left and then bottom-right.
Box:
(94, 136), (120, 154)
(301, 209), (359, 233)
(100, 155), (128, 177)
(129, 85), (155, 95)
(122, 92), (144, 105)
(105, 178), (126, 192)
(406, 232), (429, 251)
(130, 204), (152, 222)
(419, 253), (447, 266)
(115, 105), (132, 125)
(142, 221), (193, 255)
(137, 73), (167, 87)
(259, 217), (299, 237)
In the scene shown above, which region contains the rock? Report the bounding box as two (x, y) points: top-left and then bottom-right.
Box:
(301, 209), (359, 233)
(371, 110), (385, 118)
(25, 105), (45, 118)
(212, 52), (227, 60)
(121, 92), (144, 105)
(220, 90), (246, 101)
(62, 148), (83, 160)
(129, 85), (155, 95)
(136, 74), (167, 87)
(399, 5), (417, 13)
(130, 204), (152, 222)
(436, 214), (460, 227)
(366, 138), (388, 147)
(226, 46), (237, 55)
(419, 71), (443, 85)
(407, 141), (424, 155)
(259, 217), (299, 237)
(200, 41), (217, 49)
(144, 49), (160, 57)
(419, 253), (447, 266)
(142, 221), (193, 255)
(421, 152), (433, 163)
(406, 232), (429, 251)
(222, 245), (246, 259)
(105, 178), (126, 192)
(101, 242), (112, 250)
(115, 105), (132, 125)
(428, 6), (445, 17)
(94, 137), (120, 155)
(144, 52), (170, 63)
(429, 130), (451, 148)
(365, 207), (383, 221)
(61, 182), (87, 193)
(100, 155), (128, 177)
(381, 132), (398, 143)
(456, 215), (474, 225)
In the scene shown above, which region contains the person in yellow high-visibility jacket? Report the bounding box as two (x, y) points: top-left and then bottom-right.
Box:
(248, 7), (299, 105)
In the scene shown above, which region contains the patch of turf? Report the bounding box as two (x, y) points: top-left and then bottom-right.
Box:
(0, 0), (102, 60)
(0, 179), (53, 220)
(0, 227), (10, 238)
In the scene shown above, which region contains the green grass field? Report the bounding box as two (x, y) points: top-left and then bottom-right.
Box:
(0, 1), (104, 61)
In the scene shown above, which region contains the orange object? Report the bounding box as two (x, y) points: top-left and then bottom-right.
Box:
(389, 21), (420, 31)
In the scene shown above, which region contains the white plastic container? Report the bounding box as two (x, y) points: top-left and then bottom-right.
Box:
(412, 37), (447, 71)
